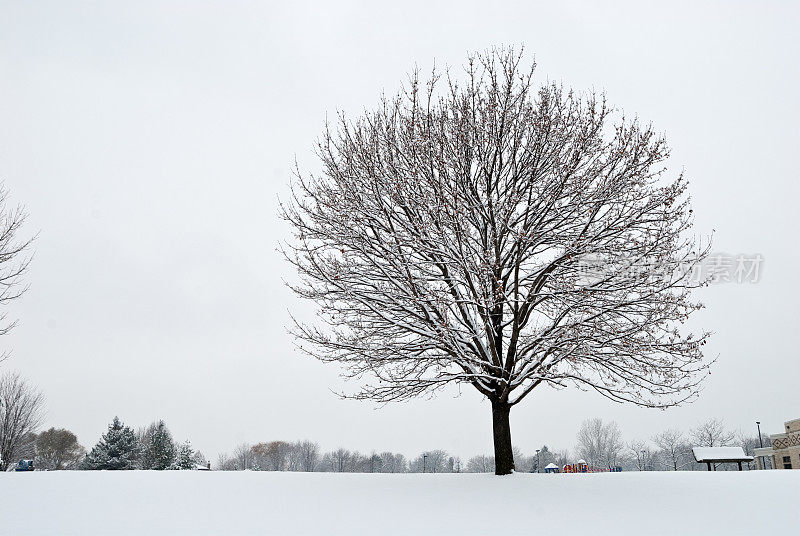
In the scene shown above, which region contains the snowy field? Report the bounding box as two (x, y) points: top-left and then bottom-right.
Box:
(2, 471), (798, 535)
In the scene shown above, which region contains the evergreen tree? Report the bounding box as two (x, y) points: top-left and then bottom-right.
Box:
(191, 449), (208, 469)
(172, 440), (195, 470)
(140, 420), (176, 470)
(81, 417), (139, 470)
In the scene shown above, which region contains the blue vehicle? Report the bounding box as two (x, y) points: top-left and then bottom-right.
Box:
(15, 459), (34, 471)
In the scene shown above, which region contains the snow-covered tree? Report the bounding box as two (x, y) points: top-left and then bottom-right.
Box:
(283, 47), (712, 474)
(251, 441), (291, 471)
(216, 452), (238, 471)
(231, 443), (253, 470)
(172, 440), (195, 470)
(525, 445), (557, 473)
(466, 454), (495, 473)
(191, 449), (208, 469)
(653, 428), (686, 471)
(409, 450), (452, 473)
(139, 420), (176, 470)
(628, 439), (657, 471)
(365, 452), (382, 473)
(738, 432), (770, 470)
(512, 445), (532, 472)
(576, 418), (624, 470)
(549, 449), (570, 470)
(292, 440), (320, 472)
(324, 448), (353, 473)
(535, 445), (556, 472)
(378, 452), (407, 473)
(81, 417), (139, 470)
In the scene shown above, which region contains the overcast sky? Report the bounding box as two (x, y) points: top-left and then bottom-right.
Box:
(0, 1), (798, 461)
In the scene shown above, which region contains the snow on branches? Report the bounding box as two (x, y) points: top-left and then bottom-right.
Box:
(282, 48), (711, 411)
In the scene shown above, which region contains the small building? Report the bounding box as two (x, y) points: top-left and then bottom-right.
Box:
(754, 417), (800, 470)
(544, 463), (559, 473)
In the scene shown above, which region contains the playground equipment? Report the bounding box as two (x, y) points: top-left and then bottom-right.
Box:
(544, 463), (559, 473)
(562, 459), (589, 473)
(555, 460), (623, 473)
(15, 459), (34, 471)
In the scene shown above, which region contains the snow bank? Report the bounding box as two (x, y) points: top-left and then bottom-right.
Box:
(1, 471), (797, 535)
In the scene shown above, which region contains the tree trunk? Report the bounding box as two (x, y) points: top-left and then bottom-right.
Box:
(492, 400), (514, 475)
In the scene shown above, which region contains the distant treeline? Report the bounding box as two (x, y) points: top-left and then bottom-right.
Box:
(5, 408), (771, 473)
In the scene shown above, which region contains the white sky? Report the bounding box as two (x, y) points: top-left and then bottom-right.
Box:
(0, 0), (798, 461)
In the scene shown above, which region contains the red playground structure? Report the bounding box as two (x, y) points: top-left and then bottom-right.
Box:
(547, 459), (623, 473)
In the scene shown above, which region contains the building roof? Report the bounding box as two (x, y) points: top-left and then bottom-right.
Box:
(692, 447), (754, 463)
(545, 463), (558, 469)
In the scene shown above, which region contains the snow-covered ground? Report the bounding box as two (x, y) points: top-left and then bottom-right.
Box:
(2, 471), (797, 535)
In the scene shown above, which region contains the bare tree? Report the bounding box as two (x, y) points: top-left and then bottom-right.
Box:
(231, 443), (253, 470)
(0, 186), (34, 365)
(736, 432), (763, 470)
(251, 441), (292, 471)
(738, 432), (771, 470)
(216, 452), (238, 471)
(688, 419), (735, 471)
(349, 451), (370, 472)
(292, 440), (320, 472)
(35, 427), (86, 470)
(283, 48), (711, 474)
(576, 418), (624, 470)
(465, 454), (495, 473)
(511, 445), (531, 472)
(690, 419), (735, 447)
(410, 449), (452, 473)
(362, 452), (380, 473)
(553, 449), (570, 470)
(378, 451), (407, 473)
(325, 448), (353, 472)
(0, 371), (44, 470)
(653, 428), (685, 470)
(628, 439), (656, 471)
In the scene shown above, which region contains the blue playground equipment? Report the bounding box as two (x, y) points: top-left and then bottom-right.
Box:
(544, 463), (560, 473)
(15, 459), (34, 471)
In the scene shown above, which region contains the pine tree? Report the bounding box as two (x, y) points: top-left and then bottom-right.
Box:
(172, 440), (195, 470)
(140, 420), (176, 470)
(81, 416), (139, 470)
